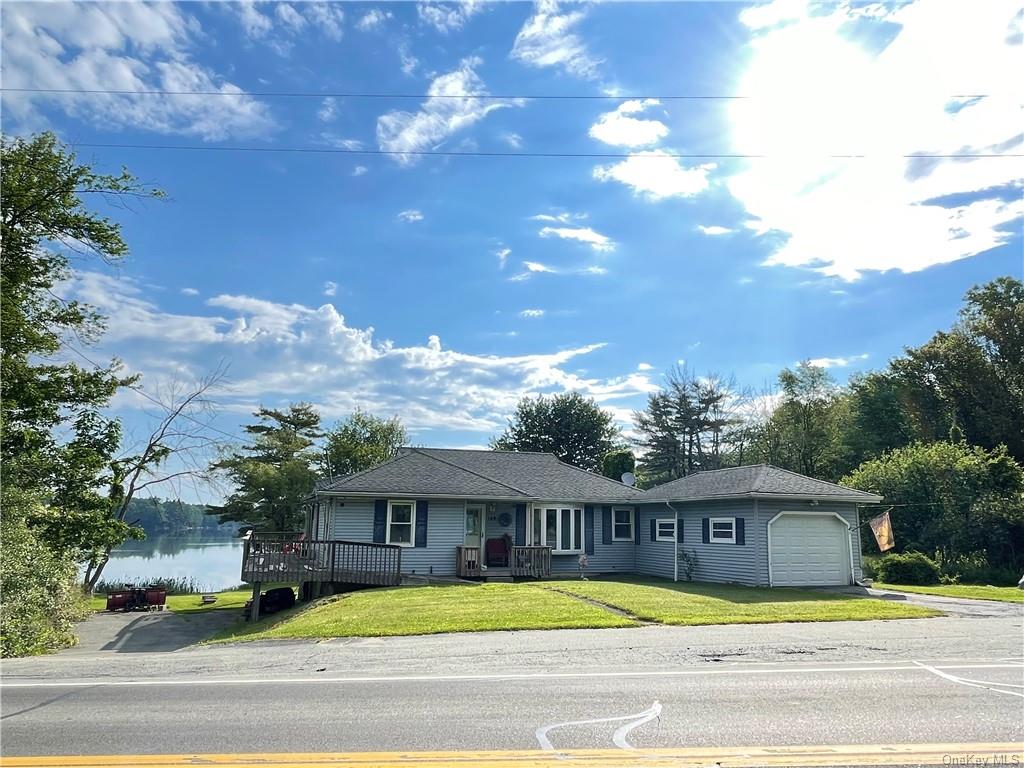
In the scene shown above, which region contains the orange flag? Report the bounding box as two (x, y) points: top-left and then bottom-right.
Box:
(869, 510), (895, 552)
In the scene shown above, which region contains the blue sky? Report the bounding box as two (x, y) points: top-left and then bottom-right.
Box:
(2, 0), (1021, 500)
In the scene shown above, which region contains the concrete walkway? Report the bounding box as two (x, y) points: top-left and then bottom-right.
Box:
(60, 609), (239, 655)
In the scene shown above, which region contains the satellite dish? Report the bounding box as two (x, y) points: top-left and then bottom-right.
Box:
(621, 472), (636, 487)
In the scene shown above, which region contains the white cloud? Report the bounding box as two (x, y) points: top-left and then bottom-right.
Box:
(594, 151), (715, 200)
(0, 2), (275, 141)
(398, 209), (424, 223)
(377, 57), (522, 165)
(323, 281), (338, 297)
(181, 287), (199, 296)
(530, 211), (585, 223)
(500, 132), (523, 149)
(318, 97), (338, 123)
(637, 362), (654, 371)
(352, 165), (369, 177)
(589, 99), (669, 147)
(236, 1), (273, 39)
(539, 226), (615, 252)
(738, 276), (755, 285)
(519, 309), (545, 318)
(275, 3), (307, 33)
(321, 134), (364, 151)
(523, 261), (556, 273)
(579, 266), (608, 276)
(698, 225), (734, 236)
(510, 0), (601, 80)
(417, 1), (484, 33)
(356, 8), (392, 32)
(304, 3), (344, 40)
(805, 353), (870, 368)
(727, 0), (1024, 281)
(62, 270), (654, 436)
(398, 41), (419, 76)
(495, 247), (512, 269)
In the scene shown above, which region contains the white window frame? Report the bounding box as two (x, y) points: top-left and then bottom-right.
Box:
(529, 502), (584, 554)
(709, 516), (736, 544)
(387, 499), (416, 547)
(611, 507), (635, 542)
(656, 518), (677, 542)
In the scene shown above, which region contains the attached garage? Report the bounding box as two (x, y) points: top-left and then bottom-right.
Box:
(768, 512), (853, 587)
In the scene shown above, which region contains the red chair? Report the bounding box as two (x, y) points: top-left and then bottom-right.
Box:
(485, 537), (509, 567)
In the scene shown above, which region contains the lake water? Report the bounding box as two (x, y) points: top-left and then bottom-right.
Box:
(100, 534), (245, 592)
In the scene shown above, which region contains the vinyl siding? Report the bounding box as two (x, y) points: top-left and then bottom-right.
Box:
(327, 497), (464, 576)
(635, 505), (676, 579)
(550, 505), (636, 575)
(674, 500), (759, 585)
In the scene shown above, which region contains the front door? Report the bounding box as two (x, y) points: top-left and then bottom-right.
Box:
(465, 505), (483, 548)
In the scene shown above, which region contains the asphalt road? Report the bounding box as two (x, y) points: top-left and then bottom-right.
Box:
(2, 614), (1022, 763)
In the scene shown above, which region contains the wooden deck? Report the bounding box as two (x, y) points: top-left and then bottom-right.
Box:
(242, 533), (402, 587)
(455, 545), (552, 579)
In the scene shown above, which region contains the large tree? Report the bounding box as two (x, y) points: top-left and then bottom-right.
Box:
(209, 404), (323, 532)
(322, 409), (407, 478)
(0, 134), (163, 655)
(634, 367), (746, 485)
(843, 441), (1024, 572)
(491, 392), (621, 471)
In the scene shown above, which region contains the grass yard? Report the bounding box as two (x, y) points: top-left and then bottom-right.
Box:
(212, 582), (637, 642)
(543, 577), (939, 625)
(874, 583), (1024, 603)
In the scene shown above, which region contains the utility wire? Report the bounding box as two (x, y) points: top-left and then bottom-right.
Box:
(64, 142), (1023, 160)
(0, 86), (995, 100)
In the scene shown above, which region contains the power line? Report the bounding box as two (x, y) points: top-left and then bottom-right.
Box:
(0, 86), (995, 101)
(65, 141), (1022, 160)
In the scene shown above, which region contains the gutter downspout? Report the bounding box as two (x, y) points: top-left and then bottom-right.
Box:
(664, 501), (683, 582)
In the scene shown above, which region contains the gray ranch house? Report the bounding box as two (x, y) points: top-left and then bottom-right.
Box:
(240, 448), (880, 597)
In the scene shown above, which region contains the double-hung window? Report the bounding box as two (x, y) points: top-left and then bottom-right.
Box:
(612, 507), (634, 541)
(656, 519), (676, 541)
(710, 517), (736, 544)
(387, 500), (416, 546)
(528, 504), (584, 553)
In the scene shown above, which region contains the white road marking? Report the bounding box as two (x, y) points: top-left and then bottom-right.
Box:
(912, 660), (1024, 698)
(535, 702), (662, 752)
(611, 701), (662, 750)
(1, 662), (1021, 689)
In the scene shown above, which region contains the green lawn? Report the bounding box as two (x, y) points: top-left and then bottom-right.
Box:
(89, 588), (255, 614)
(212, 583), (637, 642)
(543, 577), (939, 625)
(874, 583), (1024, 603)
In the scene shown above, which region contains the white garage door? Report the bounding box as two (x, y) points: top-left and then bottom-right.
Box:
(770, 513), (851, 587)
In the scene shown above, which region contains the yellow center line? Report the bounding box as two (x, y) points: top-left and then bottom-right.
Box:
(3, 743), (1023, 767)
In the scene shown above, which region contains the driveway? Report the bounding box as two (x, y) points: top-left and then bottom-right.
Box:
(825, 585), (1024, 618)
(60, 609), (239, 655)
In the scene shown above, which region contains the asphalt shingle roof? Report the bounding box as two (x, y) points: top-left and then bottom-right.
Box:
(646, 464), (880, 502)
(318, 447), (647, 502)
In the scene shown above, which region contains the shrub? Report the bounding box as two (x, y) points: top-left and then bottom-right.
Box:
(678, 549), (698, 581)
(861, 555), (880, 580)
(935, 551), (1021, 586)
(92, 576), (206, 595)
(1, 491), (89, 657)
(876, 551), (941, 585)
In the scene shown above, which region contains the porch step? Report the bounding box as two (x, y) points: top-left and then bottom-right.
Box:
(485, 575), (514, 583)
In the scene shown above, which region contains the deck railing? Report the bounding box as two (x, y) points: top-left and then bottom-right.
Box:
(511, 545), (552, 578)
(242, 533), (402, 586)
(455, 544), (551, 578)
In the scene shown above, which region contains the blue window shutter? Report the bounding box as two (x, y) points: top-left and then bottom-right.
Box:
(735, 517), (745, 545)
(415, 500), (428, 547)
(650, 518), (657, 541)
(634, 514), (641, 544)
(601, 506), (612, 545)
(515, 504), (526, 545)
(677, 517), (684, 542)
(701, 517), (710, 544)
(584, 506), (595, 555)
(373, 500), (387, 543)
